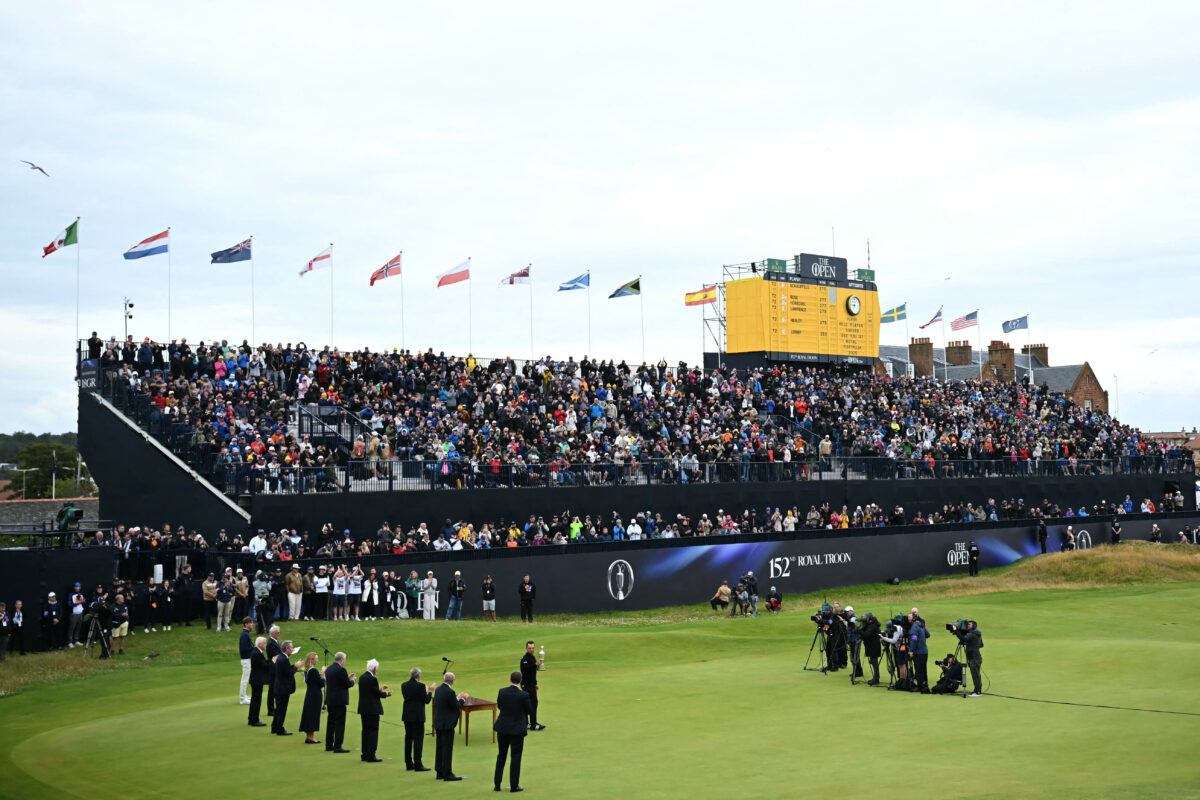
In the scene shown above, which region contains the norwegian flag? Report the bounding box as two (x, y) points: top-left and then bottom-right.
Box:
(370, 253), (402, 286)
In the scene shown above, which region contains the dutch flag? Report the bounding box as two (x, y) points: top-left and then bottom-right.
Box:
(123, 230), (170, 260)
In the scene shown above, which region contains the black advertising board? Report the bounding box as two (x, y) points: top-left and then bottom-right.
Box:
(796, 253), (849, 283)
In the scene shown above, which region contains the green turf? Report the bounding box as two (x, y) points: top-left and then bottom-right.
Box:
(2, 562), (1199, 798)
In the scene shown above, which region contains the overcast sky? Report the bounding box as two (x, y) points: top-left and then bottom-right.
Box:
(2, 2), (1197, 434)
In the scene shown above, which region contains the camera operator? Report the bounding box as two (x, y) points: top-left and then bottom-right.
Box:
(930, 653), (964, 694)
(739, 571), (759, 617)
(844, 606), (863, 678)
(860, 612), (882, 685)
(253, 571), (273, 635)
(881, 616), (909, 689)
(826, 603), (848, 672)
(952, 620), (984, 697)
(908, 613), (930, 693)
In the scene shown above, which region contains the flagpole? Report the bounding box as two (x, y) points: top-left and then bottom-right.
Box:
(399, 251), (406, 352)
(976, 310), (983, 381)
(467, 257), (473, 355)
(1025, 313), (1033, 386)
(903, 299), (911, 374)
(528, 263), (534, 361)
(940, 315), (948, 382)
(166, 226), (172, 342)
(586, 272), (592, 356)
(329, 243), (334, 348)
(639, 275), (645, 364)
(249, 235), (256, 346)
(74, 216), (81, 347)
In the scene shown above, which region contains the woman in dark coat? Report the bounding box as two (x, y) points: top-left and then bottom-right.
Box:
(299, 652), (325, 743)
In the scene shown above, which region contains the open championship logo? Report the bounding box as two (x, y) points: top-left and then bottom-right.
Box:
(1075, 529), (1093, 550)
(607, 559), (634, 601)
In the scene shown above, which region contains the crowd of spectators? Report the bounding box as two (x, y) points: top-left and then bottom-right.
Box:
(87, 333), (1193, 497)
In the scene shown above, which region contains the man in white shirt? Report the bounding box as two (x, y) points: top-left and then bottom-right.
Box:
(248, 530), (267, 555)
(433, 535), (452, 552)
(627, 518), (643, 541)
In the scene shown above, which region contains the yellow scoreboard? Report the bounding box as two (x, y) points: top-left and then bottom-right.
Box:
(725, 272), (880, 364)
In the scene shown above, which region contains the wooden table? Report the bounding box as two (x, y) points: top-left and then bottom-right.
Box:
(458, 696), (497, 746)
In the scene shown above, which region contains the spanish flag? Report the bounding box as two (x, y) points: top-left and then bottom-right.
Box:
(684, 286), (717, 307)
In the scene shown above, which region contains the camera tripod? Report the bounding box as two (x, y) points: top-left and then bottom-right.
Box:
(803, 627), (829, 673)
(84, 616), (111, 659)
(951, 640), (968, 698)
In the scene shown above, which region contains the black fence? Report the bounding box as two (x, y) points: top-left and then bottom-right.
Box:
(218, 455), (1195, 497)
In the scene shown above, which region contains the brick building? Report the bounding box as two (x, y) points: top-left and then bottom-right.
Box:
(876, 340), (1109, 412)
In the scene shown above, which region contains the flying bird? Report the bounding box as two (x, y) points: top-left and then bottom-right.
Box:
(20, 160), (50, 176)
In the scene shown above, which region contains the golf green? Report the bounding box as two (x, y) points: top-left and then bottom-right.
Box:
(1, 551), (1199, 799)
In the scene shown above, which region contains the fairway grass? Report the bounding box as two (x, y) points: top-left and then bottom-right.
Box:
(1, 546), (1198, 799)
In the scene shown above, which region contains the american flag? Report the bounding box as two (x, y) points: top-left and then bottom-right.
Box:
(950, 310), (978, 331)
(370, 253), (402, 286)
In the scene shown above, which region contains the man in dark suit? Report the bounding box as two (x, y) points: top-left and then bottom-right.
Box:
(432, 672), (467, 781)
(400, 666), (433, 771)
(518, 575), (536, 623)
(247, 636), (270, 727)
(357, 659), (391, 762)
(494, 670), (533, 792)
(325, 651), (356, 753)
(266, 625), (282, 717)
(271, 640), (299, 735)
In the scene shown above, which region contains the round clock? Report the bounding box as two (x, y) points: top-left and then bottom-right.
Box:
(846, 295), (862, 316)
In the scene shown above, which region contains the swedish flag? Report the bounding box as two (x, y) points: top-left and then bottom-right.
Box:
(881, 303), (907, 323)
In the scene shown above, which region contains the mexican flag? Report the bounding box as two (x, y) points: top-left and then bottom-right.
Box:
(43, 220), (79, 258)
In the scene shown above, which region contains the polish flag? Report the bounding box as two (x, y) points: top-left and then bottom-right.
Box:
(299, 246), (332, 277)
(436, 260), (470, 287)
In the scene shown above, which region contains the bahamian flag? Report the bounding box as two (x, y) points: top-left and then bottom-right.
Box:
(609, 277), (641, 298)
(880, 303), (907, 323)
(1002, 315), (1029, 334)
(211, 238), (252, 264)
(558, 271), (590, 291)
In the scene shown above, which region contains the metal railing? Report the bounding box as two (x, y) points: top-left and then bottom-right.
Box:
(214, 455), (1195, 496)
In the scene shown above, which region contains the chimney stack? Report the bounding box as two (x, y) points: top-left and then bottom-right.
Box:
(908, 337), (934, 378)
(988, 340), (1015, 382)
(1021, 343), (1049, 368)
(946, 340), (974, 367)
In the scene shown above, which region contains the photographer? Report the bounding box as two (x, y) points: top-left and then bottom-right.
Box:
(740, 571), (759, 617)
(908, 614), (930, 693)
(930, 653), (964, 694)
(252, 571), (273, 635)
(765, 586), (783, 614)
(860, 612), (882, 685)
(952, 620), (984, 697)
(826, 604), (848, 672)
(844, 606), (863, 678)
(881, 617), (908, 689)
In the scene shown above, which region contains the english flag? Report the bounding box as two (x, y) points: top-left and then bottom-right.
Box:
(299, 246), (332, 277)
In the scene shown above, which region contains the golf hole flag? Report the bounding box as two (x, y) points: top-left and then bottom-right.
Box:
(880, 303), (907, 323)
(124, 230), (169, 260)
(684, 286), (716, 306)
(299, 246), (332, 277)
(609, 277), (641, 298)
(370, 254), (402, 286)
(436, 260), (470, 287)
(43, 220), (78, 257)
